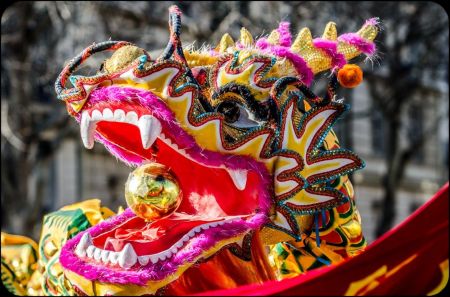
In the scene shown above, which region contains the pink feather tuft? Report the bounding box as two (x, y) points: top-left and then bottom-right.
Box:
(276, 22), (292, 47)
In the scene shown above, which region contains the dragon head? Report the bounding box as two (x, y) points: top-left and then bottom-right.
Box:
(55, 5), (378, 294)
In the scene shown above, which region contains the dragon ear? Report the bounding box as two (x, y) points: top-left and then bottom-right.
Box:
(216, 33), (235, 53)
(291, 27), (314, 53)
(322, 22), (337, 40)
(239, 27), (254, 47)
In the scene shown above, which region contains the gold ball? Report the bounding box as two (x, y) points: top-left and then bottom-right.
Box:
(125, 163), (182, 222)
(104, 45), (146, 73)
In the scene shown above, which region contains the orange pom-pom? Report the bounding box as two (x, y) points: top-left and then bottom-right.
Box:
(337, 64), (363, 88)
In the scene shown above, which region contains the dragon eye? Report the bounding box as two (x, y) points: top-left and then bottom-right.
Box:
(217, 101), (240, 123)
(216, 101), (263, 128)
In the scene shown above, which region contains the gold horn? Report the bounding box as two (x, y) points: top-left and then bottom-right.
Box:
(240, 27), (254, 47)
(356, 20), (378, 41)
(267, 30), (280, 45)
(338, 20), (379, 61)
(291, 27), (313, 53)
(322, 22), (337, 40)
(216, 33), (235, 53)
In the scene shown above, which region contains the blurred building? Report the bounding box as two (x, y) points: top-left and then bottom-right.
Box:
(345, 80), (448, 242)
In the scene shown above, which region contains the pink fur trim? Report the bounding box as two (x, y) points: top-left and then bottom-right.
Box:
(313, 38), (347, 69)
(276, 22), (292, 47)
(60, 211), (267, 285)
(365, 17), (380, 27)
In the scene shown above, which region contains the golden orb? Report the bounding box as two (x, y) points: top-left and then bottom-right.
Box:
(125, 163), (182, 221)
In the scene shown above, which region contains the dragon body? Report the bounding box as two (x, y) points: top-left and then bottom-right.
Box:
(1, 6), (378, 295)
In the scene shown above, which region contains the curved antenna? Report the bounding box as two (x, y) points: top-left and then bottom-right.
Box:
(55, 41), (133, 100)
(159, 5), (188, 64)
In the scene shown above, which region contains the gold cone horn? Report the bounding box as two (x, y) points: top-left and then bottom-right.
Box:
(322, 22), (337, 40)
(267, 30), (280, 45)
(337, 20), (378, 61)
(291, 27), (313, 53)
(216, 33), (235, 53)
(240, 27), (254, 47)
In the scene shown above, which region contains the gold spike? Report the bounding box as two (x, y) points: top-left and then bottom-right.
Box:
(322, 22), (337, 40)
(267, 30), (280, 45)
(291, 27), (313, 53)
(357, 22), (378, 41)
(216, 33), (235, 53)
(288, 21), (379, 75)
(240, 27), (254, 47)
(338, 21), (379, 61)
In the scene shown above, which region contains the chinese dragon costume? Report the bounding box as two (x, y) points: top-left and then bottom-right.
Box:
(1, 5), (381, 295)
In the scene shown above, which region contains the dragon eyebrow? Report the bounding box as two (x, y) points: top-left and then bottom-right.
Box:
(211, 83), (272, 120)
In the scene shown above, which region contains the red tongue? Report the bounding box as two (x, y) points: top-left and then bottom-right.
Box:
(93, 213), (226, 256)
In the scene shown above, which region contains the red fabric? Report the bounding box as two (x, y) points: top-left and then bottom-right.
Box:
(195, 183), (449, 296)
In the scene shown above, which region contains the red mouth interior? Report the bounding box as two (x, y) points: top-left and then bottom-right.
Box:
(90, 119), (263, 256)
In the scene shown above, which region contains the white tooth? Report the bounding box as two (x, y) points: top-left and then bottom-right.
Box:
(93, 248), (102, 261)
(86, 245), (95, 258)
(138, 116), (161, 149)
(210, 222), (218, 227)
(138, 256), (150, 266)
(114, 109), (126, 122)
(102, 108), (114, 120)
(165, 251), (172, 258)
(188, 230), (196, 237)
(75, 233), (92, 257)
(171, 247), (178, 254)
(91, 110), (102, 121)
(109, 252), (119, 264)
(150, 118), (162, 145)
(118, 243), (137, 269)
(227, 169), (248, 191)
(125, 111), (138, 125)
(150, 255), (159, 264)
(159, 254), (166, 261)
(101, 250), (110, 263)
(201, 224), (210, 230)
(80, 111), (96, 149)
(217, 221), (225, 226)
(176, 241), (183, 248)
